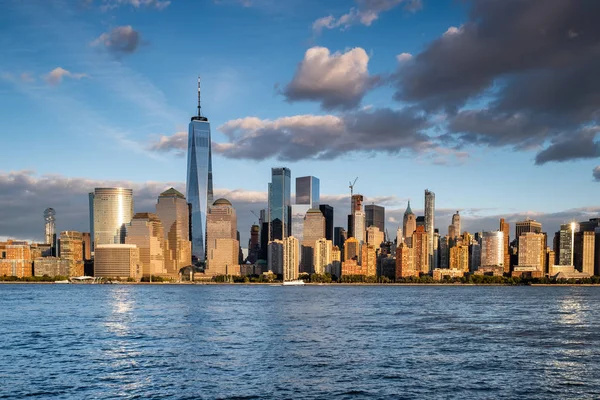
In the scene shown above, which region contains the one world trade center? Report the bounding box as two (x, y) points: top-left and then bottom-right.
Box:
(186, 77), (213, 263)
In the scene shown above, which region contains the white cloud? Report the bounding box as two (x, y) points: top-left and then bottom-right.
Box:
(97, 0), (171, 10)
(396, 52), (413, 62)
(91, 26), (141, 56)
(45, 67), (88, 86)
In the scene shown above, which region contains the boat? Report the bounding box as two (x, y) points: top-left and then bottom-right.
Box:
(54, 280), (70, 284)
(282, 280), (305, 286)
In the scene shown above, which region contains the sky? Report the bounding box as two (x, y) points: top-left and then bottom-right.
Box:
(1, 0), (599, 245)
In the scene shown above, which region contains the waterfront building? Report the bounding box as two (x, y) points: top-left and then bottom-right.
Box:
(314, 238), (333, 275)
(82, 232), (91, 260)
(412, 226), (429, 274)
(296, 176), (319, 207)
(94, 244), (140, 279)
(557, 223), (579, 266)
(0, 240), (32, 278)
(319, 204), (334, 241)
(366, 226), (385, 251)
(34, 257), (70, 277)
(186, 78), (214, 262)
(156, 188), (192, 277)
(424, 190), (436, 269)
(301, 209), (325, 273)
(267, 240), (284, 275)
(344, 237), (360, 262)
(347, 194), (364, 238)
(403, 201), (416, 244)
(517, 232), (545, 272)
(515, 219), (542, 252)
(433, 268), (464, 281)
(126, 213), (167, 278)
(290, 204), (311, 242)
(574, 231), (595, 275)
(334, 227), (346, 253)
(206, 199), (240, 276)
(499, 218), (511, 273)
(330, 246), (341, 277)
(480, 231), (504, 269)
(89, 188), (134, 247)
(248, 225), (261, 264)
(44, 208), (56, 254)
(59, 231), (84, 276)
(470, 242), (481, 272)
(361, 244), (377, 277)
(439, 236), (449, 269)
(449, 244), (469, 272)
(451, 211), (460, 238)
(283, 236), (299, 281)
(365, 205), (385, 233)
(269, 167), (291, 241)
(354, 210), (366, 244)
(396, 243), (417, 278)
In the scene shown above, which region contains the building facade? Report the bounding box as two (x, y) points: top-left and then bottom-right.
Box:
(44, 208), (56, 253)
(412, 226), (429, 274)
(301, 209), (325, 273)
(517, 232), (545, 272)
(267, 240), (284, 275)
(314, 238), (333, 275)
(319, 204), (334, 241)
(126, 213), (167, 278)
(206, 199), (239, 276)
(94, 244), (141, 279)
(403, 201), (416, 243)
(89, 188), (134, 247)
(396, 243), (417, 278)
(499, 218), (511, 273)
(451, 211), (460, 238)
(365, 205), (385, 233)
(269, 167), (291, 241)
(0, 241), (32, 278)
(283, 236), (299, 281)
(156, 188), (192, 277)
(59, 231), (84, 277)
(574, 231), (595, 275)
(449, 244), (469, 272)
(295, 176), (319, 207)
(481, 231), (504, 269)
(424, 190), (436, 269)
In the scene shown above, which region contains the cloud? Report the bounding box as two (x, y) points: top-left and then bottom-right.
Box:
(313, 0), (421, 34)
(594, 166), (600, 182)
(151, 108), (433, 161)
(45, 67), (88, 86)
(392, 1), (600, 163)
(282, 47), (379, 110)
(535, 128), (600, 165)
(90, 0), (171, 10)
(91, 25), (141, 56)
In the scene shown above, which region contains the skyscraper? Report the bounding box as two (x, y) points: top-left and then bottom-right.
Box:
(365, 205), (385, 233)
(314, 238), (333, 275)
(283, 236), (299, 281)
(269, 167), (291, 241)
(574, 231), (595, 275)
(412, 226), (429, 274)
(481, 231), (504, 268)
(558, 223), (579, 266)
(319, 204), (334, 241)
(499, 218), (511, 273)
(515, 219), (542, 241)
(403, 201), (416, 245)
(301, 209), (325, 273)
(424, 190), (435, 270)
(187, 77), (213, 263)
(156, 188), (192, 277)
(517, 232), (544, 271)
(44, 208), (56, 251)
(126, 213), (167, 278)
(94, 244), (141, 279)
(451, 211), (460, 238)
(295, 176), (319, 207)
(268, 240), (284, 274)
(206, 198), (239, 276)
(59, 231), (84, 277)
(89, 188), (134, 247)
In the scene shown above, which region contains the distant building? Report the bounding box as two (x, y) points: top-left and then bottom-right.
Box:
(269, 167), (291, 241)
(44, 208), (56, 255)
(314, 238), (333, 275)
(361, 244), (377, 277)
(517, 232), (545, 273)
(499, 218), (511, 273)
(82, 232), (91, 260)
(206, 199), (240, 276)
(319, 204), (334, 241)
(330, 246), (341, 277)
(574, 231), (595, 276)
(480, 231), (504, 269)
(365, 205), (385, 233)
(439, 236), (449, 269)
(347, 194), (364, 238)
(267, 240), (284, 275)
(0, 241), (32, 278)
(433, 268), (464, 281)
(334, 227), (346, 253)
(558, 223), (579, 266)
(94, 244), (140, 279)
(156, 188), (192, 277)
(470, 242), (481, 272)
(283, 236), (299, 281)
(449, 244), (469, 272)
(412, 226), (429, 274)
(89, 188), (134, 247)
(425, 189), (436, 269)
(451, 211), (460, 238)
(59, 231), (84, 277)
(295, 176), (319, 207)
(126, 213), (167, 278)
(290, 204), (311, 242)
(366, 226), (385, 251)
(248, 225), (260, 264)
(396, 243), (417, 279)
(344, 237), (360, 262)
(403, 201), (416, 242)
(34, 257), (70, 277)
(515, 219), (542, 253)
(301, 209), (325, 273)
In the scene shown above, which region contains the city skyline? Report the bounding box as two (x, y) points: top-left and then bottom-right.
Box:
(1, 0), (599, 245)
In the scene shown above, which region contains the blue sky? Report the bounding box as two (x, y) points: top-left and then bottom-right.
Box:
(1, 0), (599, 241)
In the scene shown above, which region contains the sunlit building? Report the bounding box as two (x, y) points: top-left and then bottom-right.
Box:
(424, 190), (436, 269)
(301, 209), (325, 273)
(574, 231), (595, 275)
(449, 244), (469, 272)
(269, 167), (291, 241)
(412, 226), (429, 274)
(366, 225), (385, 251)
(126, 213), (167, 278)
(403, 201), (416, 244)
(361, 244), (377, 277)
(94, 244), (141, 279)
(396, 243), (417, 279)
(156, 188), (192, 277)
(558, 223), (579, 266)
(283, 236), (299, 281)
(34, 257), (70, 277)
(59, 231), (84, 276)
(89, 188), (134, 247)
(481, 231), (504, 269)
(499, 218), (511, 273)
(344, 237), (360, 262)
(314, 238), (333, 275)
(451, 211), (460, 238)
(206, 198), (239, 276)
(0, 240), (32, 278)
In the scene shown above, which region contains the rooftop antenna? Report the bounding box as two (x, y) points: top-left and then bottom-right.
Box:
(197, 76), (202, 117)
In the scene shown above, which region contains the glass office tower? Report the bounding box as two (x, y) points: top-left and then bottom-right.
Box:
(186, 78), (214, 262)
(89, 188), (134, 247)
(296, 176), (320, 207)
(269, 167), (291, 241)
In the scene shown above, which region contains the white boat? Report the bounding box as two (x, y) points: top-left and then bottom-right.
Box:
(54, 280), (70, 284)
(282, 280), (305, 286)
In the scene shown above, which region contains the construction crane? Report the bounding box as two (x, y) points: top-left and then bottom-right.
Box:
(250, 210), (260, 225)
(349, 177), (358, 196)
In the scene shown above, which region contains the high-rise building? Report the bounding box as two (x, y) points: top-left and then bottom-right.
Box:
(354, 211), (366, 244)
(314, 238), (332, 275)
(126, 213), (167, 278)
(517, 232), (545, 271)
(269, 167), (291, 241)
(186, 79), (214, 263)
(283, 236), (299, 281)
(403, 201), (416, 242)
(424, 190), (435, 269)
(449, 244), (469, 272)
(156, 188), (192, 277)
(94, 244), (141, 279)
(470, 242), (481, 272)
(301, 209), (325, 273)
(515, 219), (542, 243)
(331, 246), (342, 277)
(206, 199), (239, 276)
(396, 243), (417, 278)
(347, 194), (364, 238)
(319, 204), (334, 241)
(365, 205), (385, 233)
(89, 188), (134, 248)
(361, 244), (377, 276)
(59, 231), (84, 277)
(366, 226), (385, 251)
(290, 204), (311, 242)
(574, 231), (594, 275)
(334, 227), (346, 253)
(412, 226), (429, 274)
(248, 225), (260, 264)
(295, 176), (319, 207)
(44, 208), (56, 253)
(33, 257), (70, 277)
(499, 218), (511, 273)
(451, 211), (460, 238)
(439, 236), (449, 269)
(267, 240), (284, 274)
(481, 231), (504, 268)
(82, 232), (91, 260)
(0, 240), (32, 278)
(344, 237), (360, 262)
(558, 223), (579, 266)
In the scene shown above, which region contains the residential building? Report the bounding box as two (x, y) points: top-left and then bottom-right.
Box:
(34, 257), (70, 277)
(517, 232), (545, 272)
(449, 244), (469, 272)
(396, 243), (417, 278)
(412, 226), (429, 274)
(481, 231), (504, 269)
(314, 238), (333, 275)
(366, 225), (385, 251)
(267, 240), (284, 275)
(283, 236), (299, 281)
(425, 189), (436, 269)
